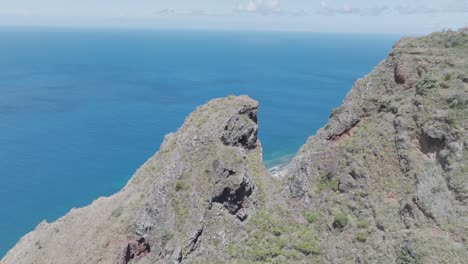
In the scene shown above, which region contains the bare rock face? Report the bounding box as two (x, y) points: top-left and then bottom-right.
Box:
(221, 104), (258, 149)
(119, 237), (151, 264)
(394, 54), (426, 88)
(2, 30), (467, 264)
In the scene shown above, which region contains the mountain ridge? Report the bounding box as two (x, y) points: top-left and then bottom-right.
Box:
(2, 28), (467, 264)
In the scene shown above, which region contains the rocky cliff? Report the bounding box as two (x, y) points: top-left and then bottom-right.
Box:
(2, 29), (467, 264)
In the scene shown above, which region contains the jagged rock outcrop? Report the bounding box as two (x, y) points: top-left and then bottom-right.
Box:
(2, 29), (467, 264)
(1, 95), (268, 264)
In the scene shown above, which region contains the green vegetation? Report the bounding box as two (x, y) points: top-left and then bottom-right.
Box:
(416, 77), (439, 95)
(443, 73), (452, 81)
(317, 176), (339, 192)
(162, 230), (173, 241)
(303, 211), (320, 223)
(333, 213), (349, 229)
(444, 33), (468, 48)
(246, 149), (267, 203)
(294, 240), (320, 255)
(356, 232), (369, 243)
(175, 181), (189, 191)
(225, 209), (321, 262)
(357, 220), (370, 229)
(397, 245), (420, 264)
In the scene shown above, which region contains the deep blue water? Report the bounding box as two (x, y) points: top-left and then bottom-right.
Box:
(0, 27), (399, 256)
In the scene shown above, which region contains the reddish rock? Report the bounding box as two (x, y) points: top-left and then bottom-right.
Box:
(120, 237), (151, 264)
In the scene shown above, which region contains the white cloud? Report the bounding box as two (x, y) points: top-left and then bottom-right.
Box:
(153, 9), (230, 17)
(154, 9), (176, 16)
(236, 0), (282, 15)
(317, 0), (468, 16)
(396, 0), (468, 15)
(318, 1), (389, 16)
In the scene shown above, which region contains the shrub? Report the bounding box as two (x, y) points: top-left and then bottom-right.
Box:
(294, 240), (319, 255)
(175, 181), (188, 191)
(416, 77), (439, 95)
(444, 73), (452, 81)
(356, 232), (369, 242)
(333, 213), (349, 229)
(303, 212), (320, 223)
(248, 235), (285, 261)
(357, 220), (370, 229)
(162, 230), (173, 241)
(272, 227), (282, 236)
(444, 34), (468, 48)
(317, 176), (339, 192)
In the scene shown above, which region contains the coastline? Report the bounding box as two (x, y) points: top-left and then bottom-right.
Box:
(266, 153), (294, 177)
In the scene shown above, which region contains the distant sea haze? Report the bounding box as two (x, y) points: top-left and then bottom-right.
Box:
(0, 27), (399, 257)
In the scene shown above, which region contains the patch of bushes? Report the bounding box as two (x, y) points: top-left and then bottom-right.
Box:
(447, 93), (468, 109)
(294, 229), (320, 255)
(294, 240), (320, 255)
(303, 211), (320, 223)
(416, 78), (439, 95)
(356, 232), (369, 242)
(443, 73), (452, 81)
(317, 176), (339, 192)
(249, 235), (286, 261)
(444, 34), (468, 48)
(226, 209), (321, 261)
(175, 181), (188, 191)
(397, 243), (420, 264)
(333, 213), (349, 229)
(357, 220), (370, 229)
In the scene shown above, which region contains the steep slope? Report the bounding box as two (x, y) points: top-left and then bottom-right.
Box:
(1, 95), (273, 264)
(2, 29), (467, 264)
(278, 28), (468, 263)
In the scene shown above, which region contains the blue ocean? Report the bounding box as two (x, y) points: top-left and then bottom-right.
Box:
(0, 27), (399, 256)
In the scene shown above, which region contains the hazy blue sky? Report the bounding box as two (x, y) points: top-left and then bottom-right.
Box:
(0, 0), (467, 33)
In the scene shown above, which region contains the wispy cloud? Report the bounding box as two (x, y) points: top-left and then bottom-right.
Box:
(317, 0), (468, 16)
(154, 9), (176, 16)
(153, 1), (467, 19)
(318, 1), (389, 16)
(395, 1), (468, 15)
(153, 9), (230, 17)
(236, 0), (282, 15)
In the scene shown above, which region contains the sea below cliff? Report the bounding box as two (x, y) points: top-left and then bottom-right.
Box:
(0, 27), (398, 256)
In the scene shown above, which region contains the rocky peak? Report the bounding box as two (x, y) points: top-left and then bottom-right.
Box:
(1, 95), (267, 264)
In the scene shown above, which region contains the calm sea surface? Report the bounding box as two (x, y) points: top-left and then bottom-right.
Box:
(0, 27), (399, 256)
